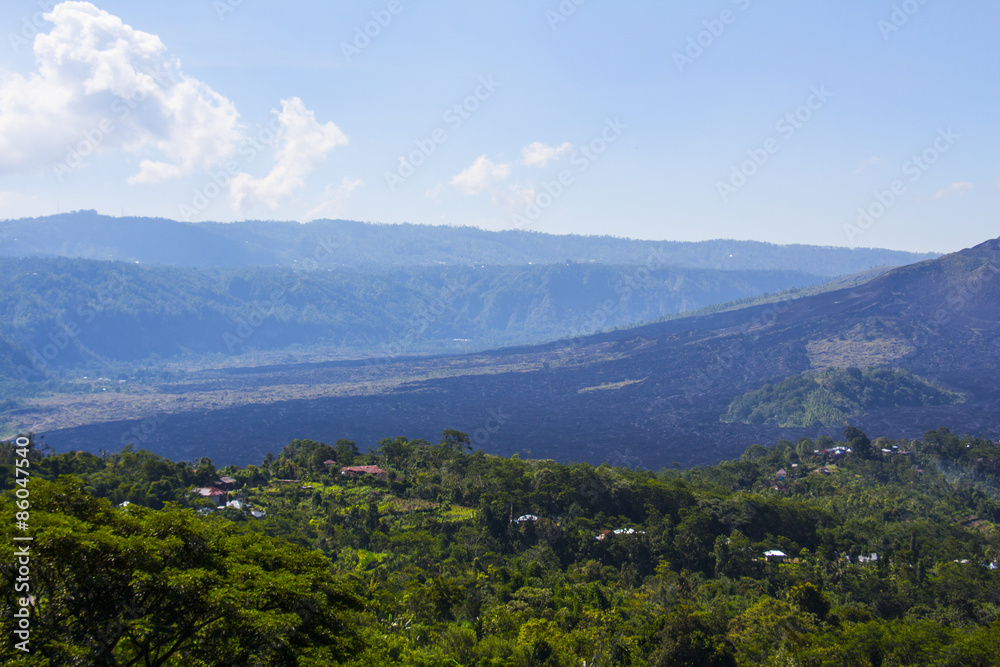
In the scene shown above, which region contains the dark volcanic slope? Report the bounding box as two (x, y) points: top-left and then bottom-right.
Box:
(42, 239), (999, 469)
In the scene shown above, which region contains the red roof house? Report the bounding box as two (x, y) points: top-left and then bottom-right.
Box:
(339, 465), (388, 480)
(192, 486), (228, 506)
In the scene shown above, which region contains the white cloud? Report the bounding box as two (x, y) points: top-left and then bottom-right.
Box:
(0, 190), (37, 208)
(930, 181), (973, 200)
(306, 176), (363, 220)
(450, 155), (511, 195)
(230, 97), (349, 210)
(521, 141), (572, 167)
(0, 2), (242, 183)
(492, 183), (536, 213)
(853, 156), (883, 174)
(424, 183), (444, 201)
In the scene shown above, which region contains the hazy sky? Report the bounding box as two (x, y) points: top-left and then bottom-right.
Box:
(0, 1), (996, 253)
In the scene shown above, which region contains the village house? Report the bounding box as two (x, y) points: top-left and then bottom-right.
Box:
(595, 527), (646, 540)
(817, 446), (852, 459)
(216, 476), (237, 489)
(340, 465), (388, 480)
(192, 486), (227, 506)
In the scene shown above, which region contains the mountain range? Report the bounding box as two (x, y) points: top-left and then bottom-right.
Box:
(3, 219), (994, 470)
(0, 211), (938, 380)
(1, 211), (935, 273)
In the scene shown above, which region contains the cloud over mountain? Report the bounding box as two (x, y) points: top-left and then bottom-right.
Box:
(230, 97), (349, 211)
(0, 2), (240, 182)
(0, 1), (345, 208)
(450, 155), (511, 195)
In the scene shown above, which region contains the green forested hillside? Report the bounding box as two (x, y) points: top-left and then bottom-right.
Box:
(723, 367), (965, 428)
(0, 255), (826, 377)
(3, 426), (999, 665)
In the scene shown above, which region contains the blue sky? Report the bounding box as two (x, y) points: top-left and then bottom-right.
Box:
(0, 0), (996, 253)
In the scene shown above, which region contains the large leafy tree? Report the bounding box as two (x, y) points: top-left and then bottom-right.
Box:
(0, 477), (360, 665)
(843, 426), (872, 459)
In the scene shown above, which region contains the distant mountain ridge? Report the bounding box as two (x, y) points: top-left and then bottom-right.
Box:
(0, 211), (937, 275)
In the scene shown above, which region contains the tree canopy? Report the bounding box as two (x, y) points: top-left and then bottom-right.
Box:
(2, 426), (999, 665)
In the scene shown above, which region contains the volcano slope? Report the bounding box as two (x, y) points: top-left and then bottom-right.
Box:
(38, 238), (1000, 469)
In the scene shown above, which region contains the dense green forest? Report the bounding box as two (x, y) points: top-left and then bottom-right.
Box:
(2, 426), (999, 665)
(0, 255), (825, 381)
(723, 367), (965, 428)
